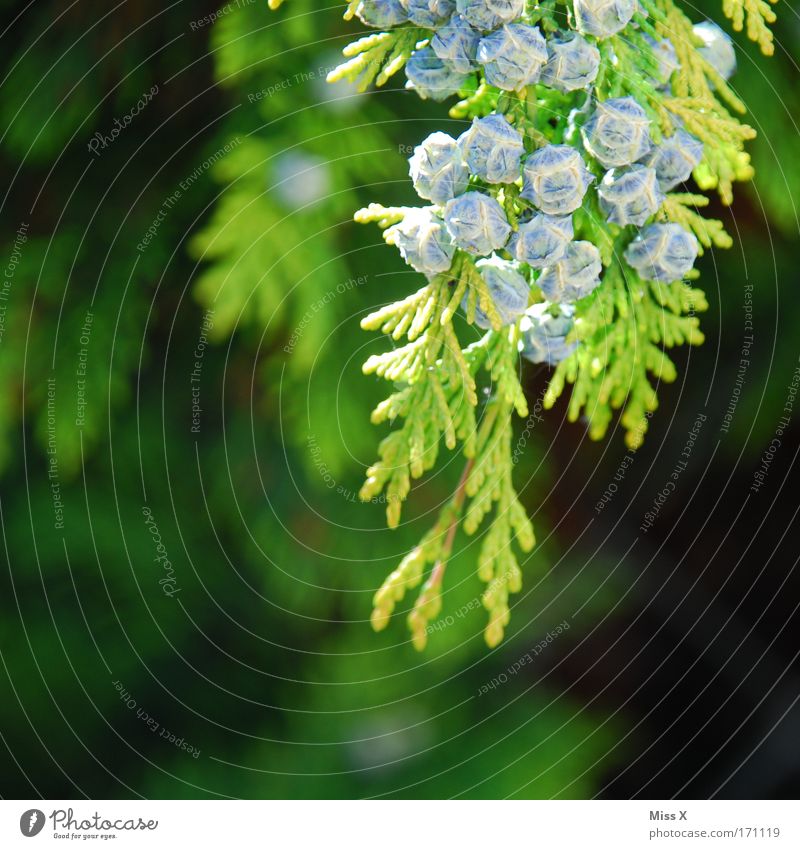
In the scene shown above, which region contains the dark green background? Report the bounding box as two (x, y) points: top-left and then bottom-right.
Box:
(0, 0), (798, 799)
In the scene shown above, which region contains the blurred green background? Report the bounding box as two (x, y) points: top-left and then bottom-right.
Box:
(1, 0), (799, 799)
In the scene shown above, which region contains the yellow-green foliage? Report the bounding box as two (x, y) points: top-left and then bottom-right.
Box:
(327, 28), (424, 91)
(723, 0), (777, 55)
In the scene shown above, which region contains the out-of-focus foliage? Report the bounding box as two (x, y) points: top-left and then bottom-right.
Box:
(189, 0), (408, 472)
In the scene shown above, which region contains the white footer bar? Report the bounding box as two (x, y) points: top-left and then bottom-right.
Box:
(3, 800), (796, 848)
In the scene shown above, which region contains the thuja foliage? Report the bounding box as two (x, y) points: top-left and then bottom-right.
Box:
(269, 0), (773, 649)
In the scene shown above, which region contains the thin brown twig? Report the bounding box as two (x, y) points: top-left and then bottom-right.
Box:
(430, 457), (475, 588)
